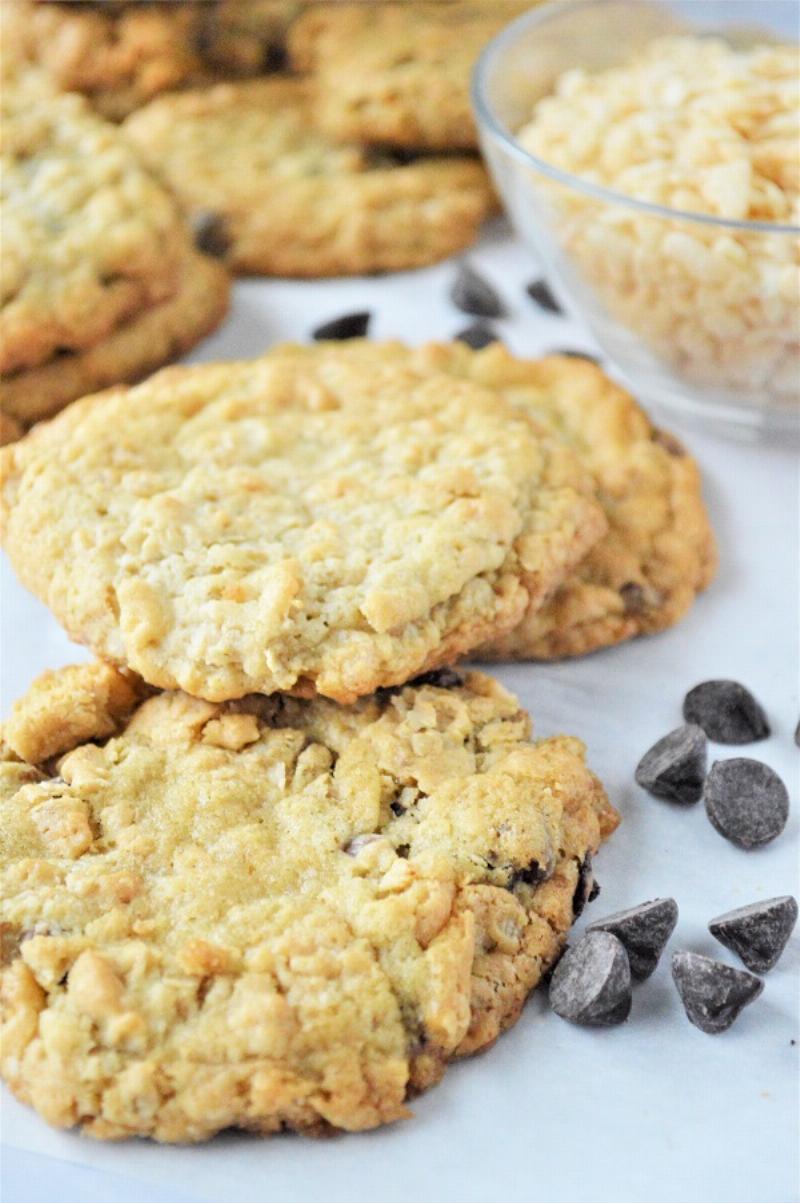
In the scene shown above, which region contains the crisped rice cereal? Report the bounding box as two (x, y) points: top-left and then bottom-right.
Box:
(518, 36), (800, 405)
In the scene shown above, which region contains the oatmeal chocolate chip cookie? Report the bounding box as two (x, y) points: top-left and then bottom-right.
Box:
(280, 341), (716, 657)
(3, 0), (208, 121)
(0, 352), (605, 701)
(288, 2), (532, 151)
(0, 663), (618, 1141)
(0, 245), (230, 432)
(122, 78), (497, 276)
(0, 67), (192, 377)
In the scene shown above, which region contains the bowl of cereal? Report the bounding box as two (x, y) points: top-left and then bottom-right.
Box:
(473, 0), (799, 436)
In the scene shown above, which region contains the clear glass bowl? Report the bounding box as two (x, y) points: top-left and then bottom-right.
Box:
(473, 0), (800, 438)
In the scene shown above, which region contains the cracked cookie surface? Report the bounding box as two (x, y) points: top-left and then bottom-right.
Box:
(0, 663), (618, 1141)
(274, 341), (717, 657)
(0, 67), (191, 377)
(122, 78), (497, 276)
(288, 2), (532, 151)
(0, 349), (604, 699)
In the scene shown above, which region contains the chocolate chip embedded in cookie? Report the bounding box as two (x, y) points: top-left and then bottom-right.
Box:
(122, 79), (497, 277)
(0, 348), (605, 702)
(0, 663), (618, 1141)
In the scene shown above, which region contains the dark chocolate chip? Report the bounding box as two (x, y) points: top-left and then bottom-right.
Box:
(510, 858), (544, 889)
(651, 428), (686, 457)
(262, 41), (289, 73)
(408, 668), (464, 690)
(192, 210), (231, 259)
(312, 311), (371, 341)
(572, 853), (594, 918)
(671, 950), (763, 1033)
(620, 581), (647, 615)
(396, 843), (410, 859)
(683, 680), (770, 744)
(450, 262), (507, 318)
(709, 895), (798, 973)
(454, 321), (498, 350)
(704, 757), (789, 849)
(549, 931), (632, 1026)
(547, 348), (601, 364)
(526, 278), (563, 315)
(390, 800), (405, 817)
(343, 834), (381, 856)
(635, 724), (707, 805)
(588, 898), (678, 980)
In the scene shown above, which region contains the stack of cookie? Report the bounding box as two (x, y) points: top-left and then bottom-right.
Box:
(0, 64), (230, 441)
(0, 336), (642, 1142)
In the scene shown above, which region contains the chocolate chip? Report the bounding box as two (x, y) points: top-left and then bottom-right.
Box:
(454, 321), (498, 350)
(526, 278), (563, 315)
(343, 833), (381, 856)
(671, 951), (763, 1034)
(683, 680), (770, 744)
(709, 896), (798, 973)
(635, 724), (707, 805)
(704, 758), (789, 849)
(620, 581), (647, 615)
(408, 668), (464, 689)
(450, 262), (507, 318)
(312, 311), (371, 341)
(549, 931), (632, 1026)
(509, 858), (544, 889)
(547, 348), (600, 364)
(651, 428), (685, 457)
(390, 800), (405, 816)
(192, 210), (231, 259)
(588, 898), (678, 980)
(572, 853), (594, 918)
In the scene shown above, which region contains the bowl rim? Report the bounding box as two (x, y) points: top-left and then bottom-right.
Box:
(472, 0), (800, 236)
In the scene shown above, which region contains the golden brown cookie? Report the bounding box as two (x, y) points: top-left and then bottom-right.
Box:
(0, 662), (618, 1141)
(288, 1), (532, 150)
(4, 0), (208, 120)
(0, 67), (190, 376)
(0, 350), (605, 701)
(1, 245), (230, 431)
(269, 341), (717, 657)
(122, 78), (497, 276)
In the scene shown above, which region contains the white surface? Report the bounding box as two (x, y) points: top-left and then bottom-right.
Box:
(1, 221), (798, 1203)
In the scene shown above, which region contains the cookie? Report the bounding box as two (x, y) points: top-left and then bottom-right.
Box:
(4, 0), (208, 121)
(0, 351), (605, 701)
(278, 341), (717, 657)
(288, 2), (531, 151)
(1, 243), (230, 432)
(122, 79), (497, 276)
(199, 0), (303, 75)
(0, 663), (618, 1140)
(0, 67), (192, 377)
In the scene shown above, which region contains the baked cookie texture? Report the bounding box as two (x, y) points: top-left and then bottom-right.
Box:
(3, 0), (209, 121)
(0, 663), (619, 1141)
(288, 2), (532, 150)
(272, 341), (717, 657)
(0, 351), (605, 701)
(0, 67), (191, 376)
(8, 0), (305, 115)
(1, 245), (230, 431)
(122, 79), (497, 276)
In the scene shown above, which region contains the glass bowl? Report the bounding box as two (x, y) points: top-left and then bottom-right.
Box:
(473, 0), (800, 438)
